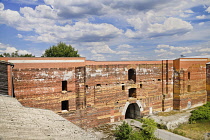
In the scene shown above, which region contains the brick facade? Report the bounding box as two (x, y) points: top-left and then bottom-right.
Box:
(0, 57), (209, 128)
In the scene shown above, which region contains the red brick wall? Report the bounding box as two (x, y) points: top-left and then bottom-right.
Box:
(13, 67), (77, 111)
(173, 58), (208, 110)
(3, 57), (209, 128)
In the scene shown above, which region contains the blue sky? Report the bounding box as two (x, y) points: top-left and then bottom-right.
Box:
(0, 0), (210, 61)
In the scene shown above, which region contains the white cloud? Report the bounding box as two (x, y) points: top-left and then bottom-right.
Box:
(155, 44), (194, 59)
(196, 48), (210, 52)
(154, 49), (167, 53)
(199, 22), (204, 26)
(206, 7), (210, 13)
(116, 51), (131, 54)
(148, 17), (193, 37)
(117, 44), (133, 49)
(0, 43), (31, 55)
(0, 43), (7, 49)
(0, 3), (4, 10)
(184, 10), (194, 13)
(17, 34), (23, 38)
(196, 15), (206, 19)
(88, 44), (115, 54)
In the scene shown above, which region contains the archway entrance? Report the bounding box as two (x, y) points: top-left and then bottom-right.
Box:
(125, 103), (140, 119)
(128, 69), (136, 83)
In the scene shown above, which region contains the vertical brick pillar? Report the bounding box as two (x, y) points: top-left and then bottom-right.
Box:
(207, 63), (210, 101)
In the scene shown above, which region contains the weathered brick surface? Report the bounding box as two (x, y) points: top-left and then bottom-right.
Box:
(173, 58), (209, 110)
(1, 57), (209, 128)
(0, 61), (13, 96)
(13, 67), (77, 111)
(207, 63), (210, 101)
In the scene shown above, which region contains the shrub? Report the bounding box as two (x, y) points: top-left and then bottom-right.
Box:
(114, 121), (133, 140)
(115, 119), (158, 140)
(128, 131), (144, 140)
(189, 102), (210, 123)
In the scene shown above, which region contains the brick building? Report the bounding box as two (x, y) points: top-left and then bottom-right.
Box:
(0, 57), (209, 128)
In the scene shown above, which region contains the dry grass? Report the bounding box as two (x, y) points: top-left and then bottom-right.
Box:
(172, 120), (210, 140)
(157, 110), (185, 116)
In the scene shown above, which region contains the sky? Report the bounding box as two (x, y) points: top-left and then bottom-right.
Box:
(0, 0), (210, 61)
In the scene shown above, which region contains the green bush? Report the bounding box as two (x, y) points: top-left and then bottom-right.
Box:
(114, 119), (158, 140)
(114, 121), (133, 140)
(189, 102), (210, 123)
(128, 131), (144, 140)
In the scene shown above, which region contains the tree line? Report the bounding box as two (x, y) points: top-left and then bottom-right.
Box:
(0, 42), (80, 57)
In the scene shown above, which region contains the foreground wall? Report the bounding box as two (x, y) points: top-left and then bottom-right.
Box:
(0, 61), (13, 96)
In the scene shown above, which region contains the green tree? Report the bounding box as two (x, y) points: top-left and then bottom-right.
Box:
(0, 51), (35, 57)
(42, 42), (80, 57)
(140, 118), (157, 140)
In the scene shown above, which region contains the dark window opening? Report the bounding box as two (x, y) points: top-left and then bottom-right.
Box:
(125, 103), (140, 119)
(129, 88), (136, 98)
(62, 81), (67, 91)
(61, 100), (69, 110)
(187, 85), (191, 92)
(96, 84), (101, 86)
(188, 72), (190, 80)
(122, 85), (125, 90)
(86, 85), (88, 88)
(140, 84), (143, 88)
(128, 69), (136, 83)
(158, 79), (161, 81)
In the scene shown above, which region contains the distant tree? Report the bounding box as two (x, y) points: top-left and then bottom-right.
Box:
(0, 51), (35, 57)
(42, 42), (80, 57)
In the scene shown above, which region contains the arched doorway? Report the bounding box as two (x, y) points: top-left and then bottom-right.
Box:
(125, 103), (140, 119)
(128, 69), (136, 83)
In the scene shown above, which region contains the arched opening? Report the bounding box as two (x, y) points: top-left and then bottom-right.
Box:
(128, 69), (136, 83)
(125, 103), (140, 119)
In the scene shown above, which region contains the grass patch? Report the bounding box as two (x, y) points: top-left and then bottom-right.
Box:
(171, 120), (210, 140)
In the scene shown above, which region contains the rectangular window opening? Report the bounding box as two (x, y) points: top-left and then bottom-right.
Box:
(96, 84), (101, 87)
(129, 88), (137, 98)
(122, 85), (125, 90)
(187, 85), (191, 92)
(62, 81), (67, 91)
(158, 79), (161, 81)
(188, 72), (190, 80)
(61, 100), (69, 110)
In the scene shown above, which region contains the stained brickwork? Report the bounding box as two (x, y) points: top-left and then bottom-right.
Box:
(173, 58), (208, 110)
(207, 63), (210, 101)
(0, 57), (209, 128)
